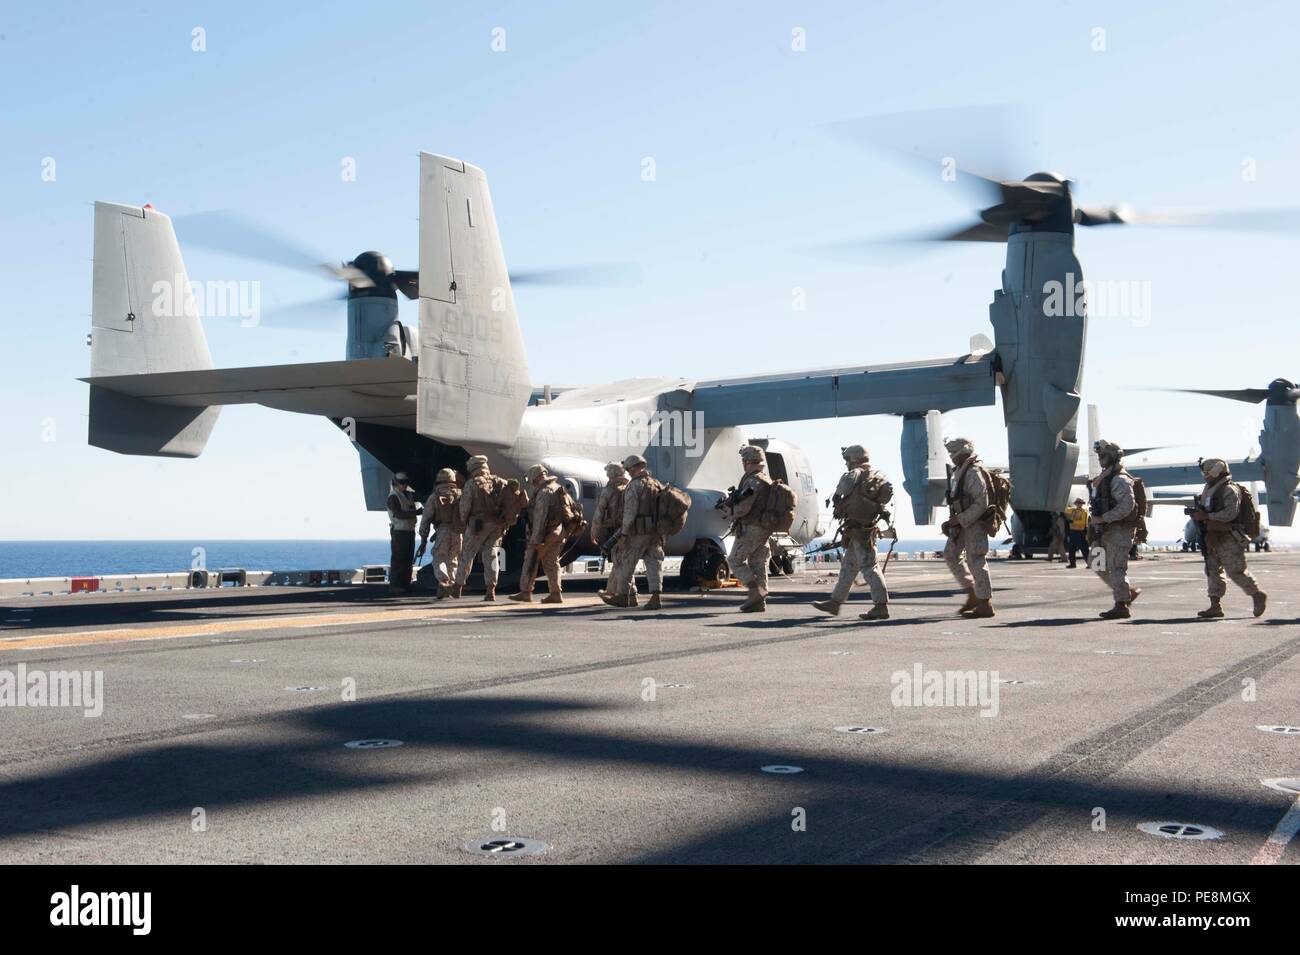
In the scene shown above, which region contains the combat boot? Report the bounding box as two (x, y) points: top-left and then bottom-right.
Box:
(508, 590), (533, 603)
(1197, 597), (1224, 619)
(957, 588), (978, 616)
(1099, 602), (1131, 620)
(859, 603), (890, 621)
(483, 585), (496, 603)
(541, 591), (563, 605)
(1252, 591), (1268, 617)
(738, 588), (767, 613)
(643, 592), (662, 611)
(969, 598), (995, 619)
(812, 599), (841, 616)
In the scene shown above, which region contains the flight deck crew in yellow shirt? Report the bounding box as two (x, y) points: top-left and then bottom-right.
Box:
(1064, 497), (1089, 569)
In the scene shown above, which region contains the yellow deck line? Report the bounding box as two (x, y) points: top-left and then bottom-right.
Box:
(2, 596), (602, 652)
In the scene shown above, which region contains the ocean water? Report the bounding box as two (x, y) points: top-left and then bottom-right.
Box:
(0, 540), (393, 580)
(0, 536), (1192, 580)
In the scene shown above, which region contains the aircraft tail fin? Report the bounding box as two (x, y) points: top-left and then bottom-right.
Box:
(88, 202), (219, 457)
(417, 154), (531, 448)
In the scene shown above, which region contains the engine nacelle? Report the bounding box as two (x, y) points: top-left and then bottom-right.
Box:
(900, 410), (948, 525)
(989, 231), (1085, 513)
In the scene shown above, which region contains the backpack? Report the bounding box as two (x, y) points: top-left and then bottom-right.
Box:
(840, 469), (891, 525)
(1234, 482), (1262, 538)
(482, 476), (527, 528)
(980, 466), (1013, 534)
(630, 476), (663, 535)
(434, 490), (464, 531)
(655, 483), (692, 537)
(557, 486), (588, 538)
(759, 479), (798, 533)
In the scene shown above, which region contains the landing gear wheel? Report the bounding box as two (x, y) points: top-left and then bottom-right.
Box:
(702, 553), (730, 587)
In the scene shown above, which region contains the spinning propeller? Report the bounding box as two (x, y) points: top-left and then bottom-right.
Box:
(174, 211), (640, 328)
(814, 104), (1300, 253)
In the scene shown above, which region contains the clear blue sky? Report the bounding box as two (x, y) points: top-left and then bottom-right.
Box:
(3, 0), (1298, 541)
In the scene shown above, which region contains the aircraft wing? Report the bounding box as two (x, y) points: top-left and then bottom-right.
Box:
(688, 352), (994, 426)
(1125, 458), (1266, 487)
(82, 356), (418, 426)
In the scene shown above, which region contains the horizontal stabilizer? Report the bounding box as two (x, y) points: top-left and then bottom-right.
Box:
(83, 356), (419, 426)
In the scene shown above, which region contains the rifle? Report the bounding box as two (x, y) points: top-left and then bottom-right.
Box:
(599, 528), (624, 559)
(1184, 496), (1209, 559)
(880, 524), (899, 573)
(715, 485), (754, 511)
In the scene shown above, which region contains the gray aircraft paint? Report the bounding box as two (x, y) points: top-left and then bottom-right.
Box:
(87, 202), (219, 457)
(82, 151), (1097, 549)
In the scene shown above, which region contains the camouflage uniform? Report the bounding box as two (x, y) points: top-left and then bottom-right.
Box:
(726, 452), (772, 607)
(592, 462), (631, 597)
(943, 451), (992, 603)
(453, 457), (507, 596)
(1090, 464), (1137, 605)
(816, 448), (889, 615)
(1200, 478), (1262, 601)
(514, 468), (566, 602)
(418, 470), (463, 593)
(613, 467), (664, 598)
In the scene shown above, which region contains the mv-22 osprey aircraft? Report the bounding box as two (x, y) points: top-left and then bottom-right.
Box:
(83, 151), (1093, 585)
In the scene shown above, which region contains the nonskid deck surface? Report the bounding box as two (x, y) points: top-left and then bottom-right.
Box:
(0, 553), (1296, 864)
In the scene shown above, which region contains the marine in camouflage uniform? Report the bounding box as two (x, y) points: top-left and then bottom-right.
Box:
(724, 445), (772, 613)
(602, 454), (663, 610)
(1191, 457), (1267, 619)
(812, 445), (890, 620)
(1088, 440), (1142, 620)
(591, 461), (633, 599)
(510, 464), (567, 604)
(418, 468), (463, 598)
(452, 455), (508, 601)
(942, 438), (994, 618)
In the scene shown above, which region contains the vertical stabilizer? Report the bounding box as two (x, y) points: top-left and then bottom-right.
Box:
(417, 154), (531, 448)
(88, 202), (218, 457)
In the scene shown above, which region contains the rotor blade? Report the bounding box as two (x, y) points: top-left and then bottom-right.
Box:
(935, 221), (1008, 242)
(1075, 205), (1131, 227)
(826, 104), (1043, 201)
(174, 211), (367, 285)
(1157, 387), (1270, 404)
(392, 269), (419, 300)
(1122, 445), (1176, 457)
(225, 292), (348, 331)
(1091, 207), (1300, 234)
(799, 219), (1006, 261)
(507, 263), (642, 288)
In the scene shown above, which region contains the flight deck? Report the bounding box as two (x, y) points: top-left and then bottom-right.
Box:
(1, 553), (1296, 864)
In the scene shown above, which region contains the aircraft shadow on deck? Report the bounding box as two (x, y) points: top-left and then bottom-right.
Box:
(0, 694), (1286, 864)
